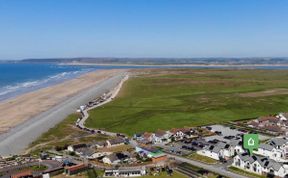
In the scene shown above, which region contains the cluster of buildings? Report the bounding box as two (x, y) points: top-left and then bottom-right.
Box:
(67, 137), (127, 160)
(190, 123), (288, 177)
(247, 113), (288, 135)
(133, 127), (209, 145)
(0, 155), (37, 169)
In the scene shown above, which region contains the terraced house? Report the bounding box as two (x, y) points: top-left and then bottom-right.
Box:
(233, 153), (288, 177)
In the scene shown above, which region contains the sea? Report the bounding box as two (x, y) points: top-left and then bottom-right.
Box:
(1, 62), (288, 102)
(0, 62), (137, 102)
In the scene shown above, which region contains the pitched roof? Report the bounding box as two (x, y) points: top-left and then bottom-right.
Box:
(237, 153), (283, 171)
(170, 128), (191, 134)
(259, 143), (274, 151)
(107, 138), (125, 145)
(65, 163), (87, 172)
(258, 116), (278, 123)
(263, 125), (282, 132)
(71, 144), (87, 150)
(268, 137), (288, 147)
(105, 153), (120, 162)
(155, 130), (166, 137)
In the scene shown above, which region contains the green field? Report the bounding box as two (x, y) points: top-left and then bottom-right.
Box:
(85, 69), (288, 135)
(29, 113), (109, 154)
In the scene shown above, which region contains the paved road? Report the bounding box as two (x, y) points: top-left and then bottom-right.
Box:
(0, 70), (126, 156)
(168, 154), (248, 178)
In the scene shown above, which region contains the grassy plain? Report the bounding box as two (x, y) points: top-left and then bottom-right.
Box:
(86, 69), (288, 135)
(187, 153), (218, 164)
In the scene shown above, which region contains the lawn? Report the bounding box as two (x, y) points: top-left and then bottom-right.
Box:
(139, 171), (187, 178)
(187, 153), (218, 164)
(228, 166), (266, 178)
(86, 69), (288, 135)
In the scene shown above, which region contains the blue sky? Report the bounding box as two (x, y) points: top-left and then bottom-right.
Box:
(0, 0), (287, 59)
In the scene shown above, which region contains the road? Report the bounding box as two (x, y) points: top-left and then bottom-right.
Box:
(0, 70), (127, 156)
(77, 74), (129, 137)
(168, 154), (248, 178)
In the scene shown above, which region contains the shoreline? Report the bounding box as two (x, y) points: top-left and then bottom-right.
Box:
(60, 62), (288, 67)
(0, 69), (127, 155)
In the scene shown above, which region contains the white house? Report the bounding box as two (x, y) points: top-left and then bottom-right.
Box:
(254, 137), (288, 162)
(152, 130), (171, 144)
(254, 143), (283, 162)
(197, 139), (245, 161)
(170, 128), (191, 141)
(102, 154), (121, 165)
(90, 152), (112, 159)
(233, 153), (288, 177)
(197, 142), (233, 160)
(67, 144), (87, 152)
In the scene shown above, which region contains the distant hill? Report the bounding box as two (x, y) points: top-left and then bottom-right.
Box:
(21, 57), (288, 65)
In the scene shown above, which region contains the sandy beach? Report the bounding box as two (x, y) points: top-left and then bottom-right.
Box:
(0, 69), (124, 133)
(0, 69), (127, 155)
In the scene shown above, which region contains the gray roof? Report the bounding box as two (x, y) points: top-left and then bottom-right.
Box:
(259, 143), (274, 151)
(108, 138), (125, 145)
(268, 137), (287, 147)
(207, 142), (230, 153)
(105, 153), (119, 162)
(238, 153), (283, 171)
(229, 140), (241, 146)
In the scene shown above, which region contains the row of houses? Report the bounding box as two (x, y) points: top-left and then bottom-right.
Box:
(67, 137), (126, 159)
(254, 137), (288, 162)
(247, 113), (288, 135)
(134, 128), (200, 145)
(233, 153), (288, 177)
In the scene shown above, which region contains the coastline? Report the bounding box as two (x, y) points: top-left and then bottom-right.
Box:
(0, 69), (127, 155)
(60, 62), (288, 68)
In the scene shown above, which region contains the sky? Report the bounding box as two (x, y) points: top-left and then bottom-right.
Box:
(0, 0), (287, 59)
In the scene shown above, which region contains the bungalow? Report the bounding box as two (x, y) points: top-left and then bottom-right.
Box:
(106, 138), (125, 147)
(233, 153), (288, 177)
(152, 130), (171, 144)
(90, 152), (112, 159)
(11, 170), (33, 178)
(102, 152), (130, 165)
(64, 163), (89, 176)
(102, 153), (121, 165)
(67, 144), (87, 152)
(170, 128), (191, 141)
(104, 167), (146, 177)
(93, 141), (106, 148)
(135, 146), (167, 163)
(75, 147), (96, 159)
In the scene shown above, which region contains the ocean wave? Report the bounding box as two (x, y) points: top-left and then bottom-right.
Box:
(0, 69), (93, 101)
